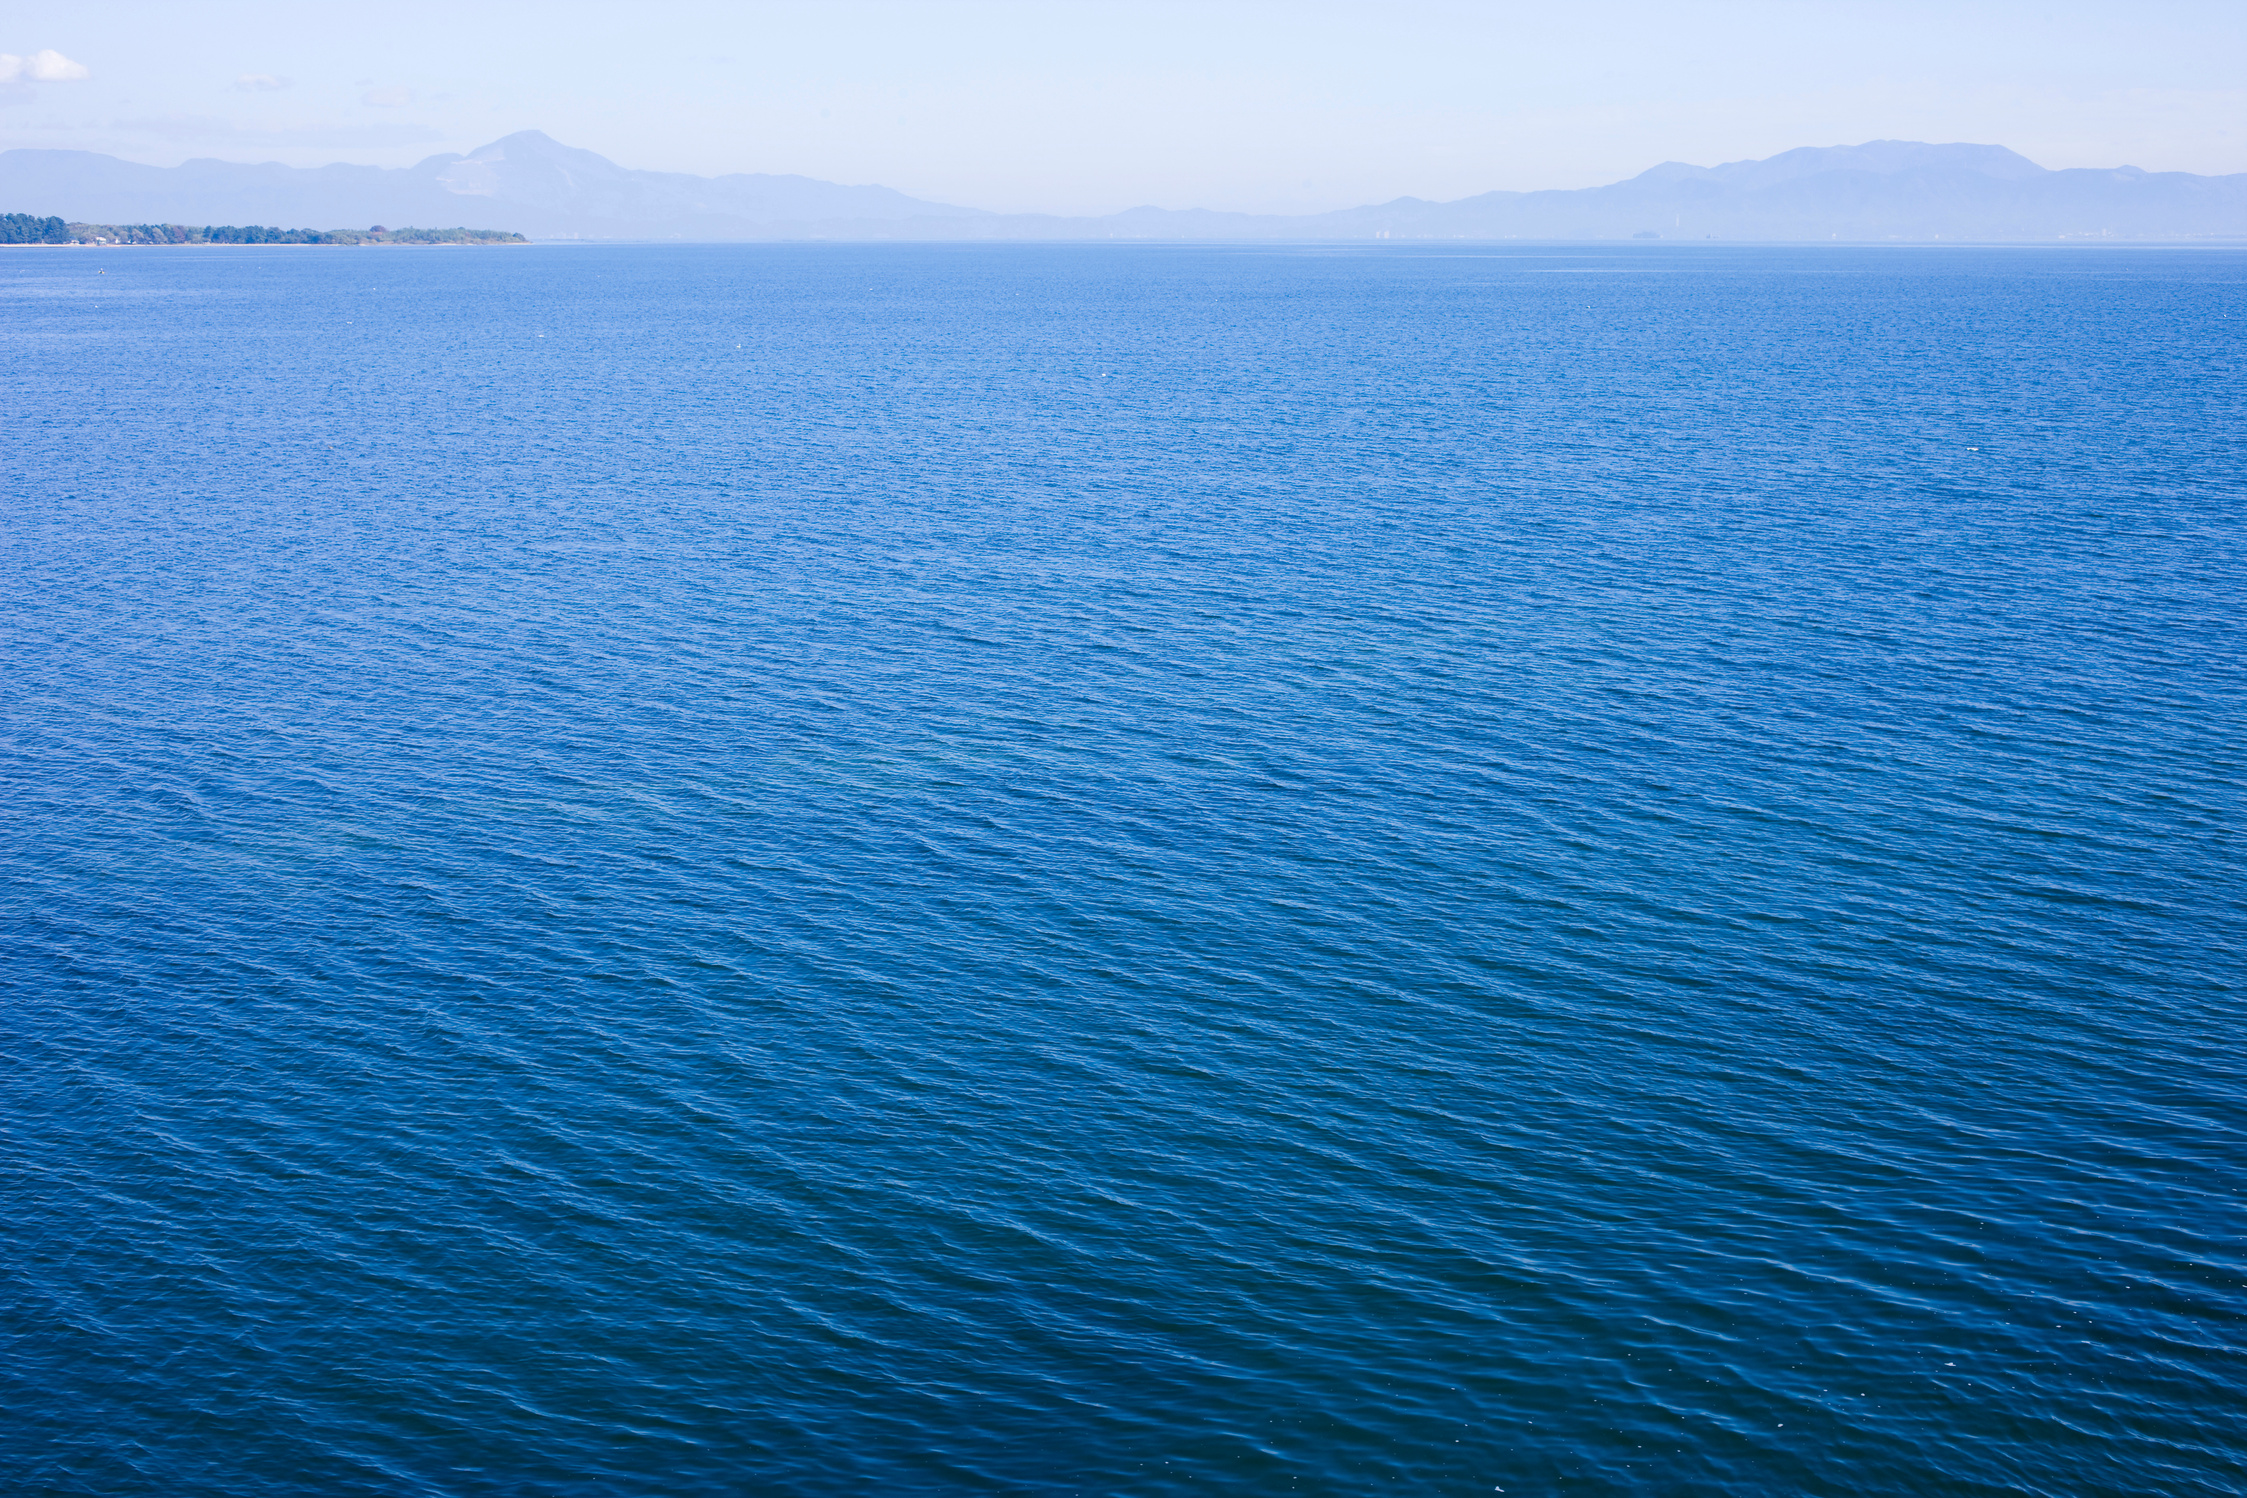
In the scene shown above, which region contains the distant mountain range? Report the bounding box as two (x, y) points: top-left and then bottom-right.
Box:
(4, 131), (2243, 242)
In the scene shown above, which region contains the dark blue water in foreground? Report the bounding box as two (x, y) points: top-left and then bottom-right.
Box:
(4, 243), (2244, 1495)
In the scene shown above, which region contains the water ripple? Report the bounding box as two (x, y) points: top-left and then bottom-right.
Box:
(4, 243), (2244, 1496)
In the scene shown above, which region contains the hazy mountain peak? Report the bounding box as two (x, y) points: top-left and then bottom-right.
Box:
(439, 131), (632, 200)
(1705, 140), (2048, 188)
(483, 128), (561, 149)
(466, 129), (593, 164)
(1629, 161), (1715, 184)
(1, 132), (2236, 242)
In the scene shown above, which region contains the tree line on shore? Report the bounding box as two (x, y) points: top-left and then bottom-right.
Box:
(1, 214), (525, 245)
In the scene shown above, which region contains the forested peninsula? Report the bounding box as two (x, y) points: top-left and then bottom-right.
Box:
(0, 214), (526, 245)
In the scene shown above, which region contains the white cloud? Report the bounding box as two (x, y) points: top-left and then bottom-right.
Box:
(233, 73), (290, 92)
(0, 49), (91, 83)
(361, 85), (412, 108)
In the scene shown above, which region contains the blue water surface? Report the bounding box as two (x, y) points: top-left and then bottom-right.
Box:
(3, 242), (2244, 1496)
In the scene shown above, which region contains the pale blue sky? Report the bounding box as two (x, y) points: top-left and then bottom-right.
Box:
(3, 0), (2242, 214)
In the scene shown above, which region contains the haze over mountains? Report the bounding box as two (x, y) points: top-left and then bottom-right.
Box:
(3, 130), (2242, 242)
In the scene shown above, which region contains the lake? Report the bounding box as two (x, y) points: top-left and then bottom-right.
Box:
(4, 241), (2243, 1495)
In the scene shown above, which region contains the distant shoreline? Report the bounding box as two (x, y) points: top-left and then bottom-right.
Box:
(0, 214), (527, 246)
(0, 241), (535, 247)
